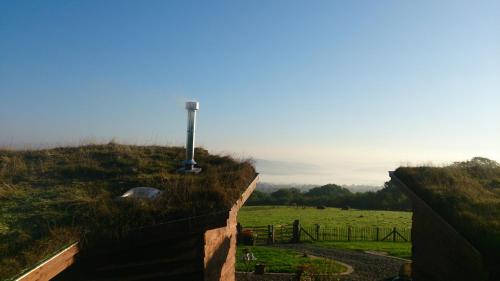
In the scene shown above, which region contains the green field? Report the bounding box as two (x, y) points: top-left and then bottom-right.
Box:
(238, 205), (412, 228)
(238, 205), (413, 259)
(236, 246), (347, 274)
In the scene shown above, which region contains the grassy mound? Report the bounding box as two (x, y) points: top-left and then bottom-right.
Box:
(394, 157), (500, 274)
(0, 143), (256, 280)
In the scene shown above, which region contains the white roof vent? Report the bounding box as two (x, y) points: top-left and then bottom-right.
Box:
(120, 187), (162, 199)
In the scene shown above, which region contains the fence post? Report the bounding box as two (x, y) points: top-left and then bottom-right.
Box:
(272, 225), (275, 244)
(376, 227), (379, 241)
(292, 220), (300, 243)
(267, 225), (275, 244)
(315, 224), (320, 241)
(348, 226), (351, 241)
(393, 227), (397, 242)
(237, 223), (242, 245)
(267, 225), (270, 244)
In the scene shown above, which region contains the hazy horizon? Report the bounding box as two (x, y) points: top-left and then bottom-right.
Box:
(1, 1), (499, 186)
(0, 139), (496, 186)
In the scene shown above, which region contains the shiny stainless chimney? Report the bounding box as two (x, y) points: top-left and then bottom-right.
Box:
(179, 101), (202, 173)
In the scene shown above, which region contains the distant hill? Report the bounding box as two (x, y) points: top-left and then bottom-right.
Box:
(256, 182), (316, 193)
(342, 184), (383, 193)
(257, 182), (382, 193)
(254, 159), (320, 176)
(249, 182), (411, 211)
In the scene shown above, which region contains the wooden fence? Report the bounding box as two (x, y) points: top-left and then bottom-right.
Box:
(241, 224), (293, 245)
(300, 225), (411, 242)
(240, 220), (411, 245)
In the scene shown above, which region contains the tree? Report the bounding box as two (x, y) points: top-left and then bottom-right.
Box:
(305, 184), (351, 197)
(246, 190), (270, 205)
(270, 188), (302, 205)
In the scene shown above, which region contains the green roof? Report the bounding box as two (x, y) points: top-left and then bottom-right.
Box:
(0, 144), (255, 280)
(394, 157), (500, 275)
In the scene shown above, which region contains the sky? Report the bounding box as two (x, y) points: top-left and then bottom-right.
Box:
(1, 1), (499, 186)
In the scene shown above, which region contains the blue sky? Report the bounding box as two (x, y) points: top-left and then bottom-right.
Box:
(1, 1), (499, 185)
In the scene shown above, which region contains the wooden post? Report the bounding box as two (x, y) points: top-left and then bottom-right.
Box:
(267, 225), (271, 244)
(348, 226), (351, 241)
(393, 227), (397, 242)
(267, 224), (275, 244)
(315, 224), (320, 241)
(292, 220), (300, 243)
(237, 223), (243, 245)
(376, 227), (379, 241)
(272, 225), (275, 244)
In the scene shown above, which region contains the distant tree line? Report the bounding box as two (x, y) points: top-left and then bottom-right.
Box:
(246, 182), (412, 211)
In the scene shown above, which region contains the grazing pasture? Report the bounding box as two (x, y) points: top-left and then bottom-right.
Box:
(238, 205), (412, 228)
(238, 205), (412, 259)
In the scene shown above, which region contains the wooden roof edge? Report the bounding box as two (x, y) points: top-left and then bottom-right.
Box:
(15, 242), (79, 281)
(233, 173), (259, 211)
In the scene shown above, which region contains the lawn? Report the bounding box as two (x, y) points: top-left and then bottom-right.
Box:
(238, 205), (412, 228)
(310, 241), (412, 259)
(236, 245), (347, 274)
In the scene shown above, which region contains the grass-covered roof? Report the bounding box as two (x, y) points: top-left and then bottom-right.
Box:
(0, 143), (256, 280)
(394, 157), (500, 274)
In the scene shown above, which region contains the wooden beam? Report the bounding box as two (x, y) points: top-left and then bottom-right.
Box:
(16, 242), (79, 281)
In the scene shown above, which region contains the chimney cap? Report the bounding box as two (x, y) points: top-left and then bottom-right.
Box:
(185, 101), (199, 110)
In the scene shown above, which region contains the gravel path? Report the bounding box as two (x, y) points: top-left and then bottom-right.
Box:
(237, 244), (407, 281)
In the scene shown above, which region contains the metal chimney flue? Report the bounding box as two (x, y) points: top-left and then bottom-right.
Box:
(179, 101), (202, 174)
